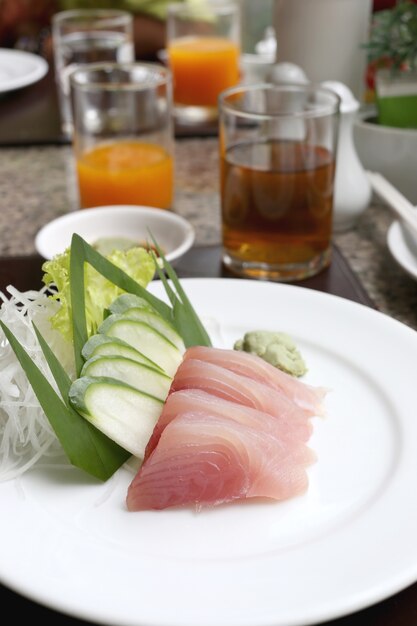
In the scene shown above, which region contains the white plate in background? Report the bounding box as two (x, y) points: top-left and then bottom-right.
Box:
(387, 219), (417, 281)
(0, 49), (48, 93)
(1, 279), (417, 626)
(35, 205), (195, 264)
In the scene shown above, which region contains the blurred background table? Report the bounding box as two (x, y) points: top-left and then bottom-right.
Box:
(1, 58), (417, 626)
(0, 63), (416, 331)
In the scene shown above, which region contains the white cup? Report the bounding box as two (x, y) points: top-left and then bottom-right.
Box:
(273, 0), (372, 101)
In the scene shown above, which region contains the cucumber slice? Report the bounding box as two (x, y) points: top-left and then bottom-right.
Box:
(69, 376), (163, 459)
(108, 294), (156, 314)
(109, 295), (185, 352)
(81, 355), (171, 401)
(98, 314), (183, 377)
(121, 311), (184, 352)
(81, 334), (163, 371)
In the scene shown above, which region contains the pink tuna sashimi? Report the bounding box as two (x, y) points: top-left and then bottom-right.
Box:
(144, 389), (313, 461)
(184, 346), (327, 417)
(127, 413), (314, 511)
(169, 359), (310, 422)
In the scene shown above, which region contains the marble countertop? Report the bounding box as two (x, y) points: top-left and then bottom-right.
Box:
(1, 137), (416, 332)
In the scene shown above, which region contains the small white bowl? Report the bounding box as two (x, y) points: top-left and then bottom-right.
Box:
(35, 206), (195, 263)
(354, 110), (417, 205)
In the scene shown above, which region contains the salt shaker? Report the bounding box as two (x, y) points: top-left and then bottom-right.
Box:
(267, 61), (309, 86)
(321, 81), (372, 232)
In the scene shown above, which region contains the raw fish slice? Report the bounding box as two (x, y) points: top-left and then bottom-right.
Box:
(127, 414), (312, 511)
(144, 389), (313, 461)
(184, 346), (327, 417)
(170, 359), (308, 421)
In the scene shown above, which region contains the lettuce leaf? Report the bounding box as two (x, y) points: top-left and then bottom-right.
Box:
(42, 246), (155, 343)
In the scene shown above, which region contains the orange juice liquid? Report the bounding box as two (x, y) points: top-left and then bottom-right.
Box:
(76, 141), (174, 209)
(168, 36), (240, 107)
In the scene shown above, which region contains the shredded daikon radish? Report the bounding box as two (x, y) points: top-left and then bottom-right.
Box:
(0, 284), (75, 481)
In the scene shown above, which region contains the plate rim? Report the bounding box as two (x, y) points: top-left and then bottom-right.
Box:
(0, 48), (48, 93)
(387, 219), (417, 281)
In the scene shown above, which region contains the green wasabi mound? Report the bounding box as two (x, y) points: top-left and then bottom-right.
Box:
(234, 330), (307, 377)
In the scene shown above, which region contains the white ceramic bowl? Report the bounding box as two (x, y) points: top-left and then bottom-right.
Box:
(35, 206), (195, 263)
(354, 110), (417, 205)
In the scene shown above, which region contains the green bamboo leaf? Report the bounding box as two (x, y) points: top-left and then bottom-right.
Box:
(154, 260), (177, 307)
(70, 233), (211, 375)
(69, 233), (173, 376)
(151, 240), (212, 348)
(33, 323), (72, 408)
(0, 321), (130, 481)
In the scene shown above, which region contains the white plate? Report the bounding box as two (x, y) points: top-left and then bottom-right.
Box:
(0, 49), (48, 93)
(387, 219), (417, 281)
(35, 205), (195, 264)
(1, 278), (417, 626)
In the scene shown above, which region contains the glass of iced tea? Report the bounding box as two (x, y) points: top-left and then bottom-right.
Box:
(166, 1), (241, 124)
(70, 63), (174, 210)
(219, 83), (340, 281)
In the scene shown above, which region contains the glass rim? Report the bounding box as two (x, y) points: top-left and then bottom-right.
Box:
(69, 62), (171, 92)
(52, 8), (133, 29)
(218, 82), (341, 120)
(167, 1), (238, 18)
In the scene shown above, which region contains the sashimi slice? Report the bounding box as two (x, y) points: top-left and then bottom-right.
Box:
(144, 389), (313, 461)
(183, 346), (327, 417)
(170, 359), (309, 421)
(127, 413), (313, 511)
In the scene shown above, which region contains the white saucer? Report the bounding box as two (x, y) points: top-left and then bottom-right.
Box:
(387, 220), (417, 281)
(0, 49), (48, 93)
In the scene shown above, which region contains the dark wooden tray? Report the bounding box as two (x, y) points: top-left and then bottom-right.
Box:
(0, 244), (374, 309)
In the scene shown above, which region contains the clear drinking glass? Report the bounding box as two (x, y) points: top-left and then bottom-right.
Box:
(166, 0), (241, 124)
(70, 62), (174, 210)
(239, 0), (276, 85)
(52, 9), (134, 136)
(219, 83), (340, 281)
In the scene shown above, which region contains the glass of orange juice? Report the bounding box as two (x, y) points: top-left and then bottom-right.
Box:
(167, 1), (241, 124)
(70, 62), (174, 210)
